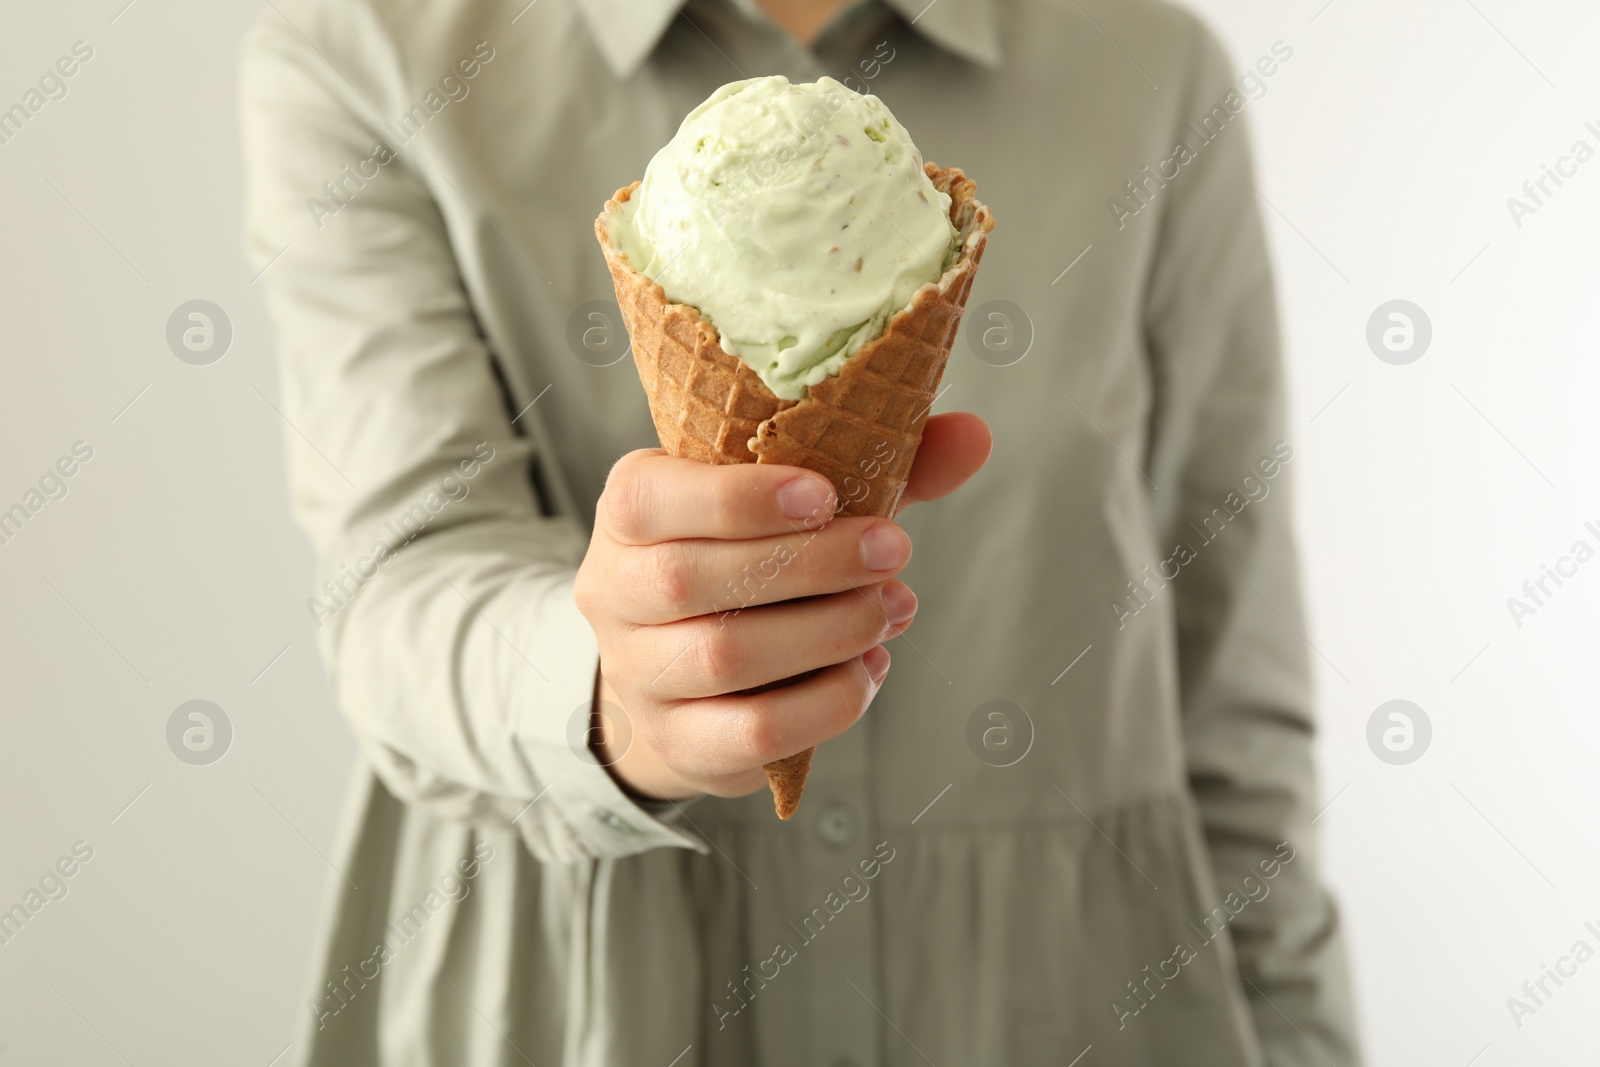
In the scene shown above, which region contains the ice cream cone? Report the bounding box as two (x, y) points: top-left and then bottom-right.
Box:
(595, 163), (995, 819)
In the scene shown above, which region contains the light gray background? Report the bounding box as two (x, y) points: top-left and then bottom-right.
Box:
(2, 1), (1597, 1063)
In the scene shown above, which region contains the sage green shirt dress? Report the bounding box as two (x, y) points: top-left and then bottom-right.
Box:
(239, 0), (1362, 1062)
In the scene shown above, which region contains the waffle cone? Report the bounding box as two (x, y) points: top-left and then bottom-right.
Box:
(595, 163), (995, 819)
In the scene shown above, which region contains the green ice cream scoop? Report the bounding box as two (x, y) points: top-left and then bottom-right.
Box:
(610, 76), (959, 402)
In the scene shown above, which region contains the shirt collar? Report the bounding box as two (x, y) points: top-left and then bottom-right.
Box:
(878, 0), (1001, 69)
(572, 0), (1001, 79)
(572, 0), (683, 78)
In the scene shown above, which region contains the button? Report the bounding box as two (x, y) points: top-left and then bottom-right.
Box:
(595, 809), (641, 834)
(814, 801), (859, 848)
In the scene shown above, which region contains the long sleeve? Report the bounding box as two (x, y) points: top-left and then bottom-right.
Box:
(1142, 24), (1361, 1066)
(238, 5), (703, 863)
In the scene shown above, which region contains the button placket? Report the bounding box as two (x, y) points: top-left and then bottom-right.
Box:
(800, 722), (877, 1067)
(815, 801), (860, 849)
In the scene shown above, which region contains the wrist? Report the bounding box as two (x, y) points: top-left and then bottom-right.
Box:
(592, 667), (699, 803)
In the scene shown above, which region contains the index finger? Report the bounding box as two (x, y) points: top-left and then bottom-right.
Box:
(600, 449), (839, 545)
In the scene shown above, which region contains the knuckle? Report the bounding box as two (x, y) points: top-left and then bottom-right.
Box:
(573, 557), (611, 620)
(738, 698), (786, 764)
(690, 624), (743, 689)
(636, 712), (680, 766)
(601, 455), (651, 542)
(850, 607), (891, 649)
(640, 544), (697, 614)
(822, 666), (872, 733)
(735, 670), (870, 767)
(572, 565), (596, 617)
(803, 600), (875, 661)
(785, 532), (827, 592)
(794, 518), (864, 590)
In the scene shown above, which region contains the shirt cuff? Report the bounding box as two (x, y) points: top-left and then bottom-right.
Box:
(513, 574), (709, 861)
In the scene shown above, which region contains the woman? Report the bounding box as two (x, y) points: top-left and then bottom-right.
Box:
(241, 0), (1360, 1062)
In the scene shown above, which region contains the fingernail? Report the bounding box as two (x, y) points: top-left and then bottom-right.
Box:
(882, 582), (918, 626)
(864, 645), (891, 683)
(778, 476), (836, 521)
(860, 523), (911, 571)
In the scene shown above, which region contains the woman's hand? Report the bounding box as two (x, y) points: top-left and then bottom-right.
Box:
(574, 412), (992, 801)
